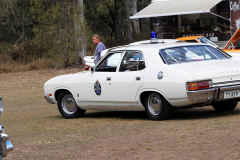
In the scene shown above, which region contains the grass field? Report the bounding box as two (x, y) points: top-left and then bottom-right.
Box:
(1, 68), (240, 160)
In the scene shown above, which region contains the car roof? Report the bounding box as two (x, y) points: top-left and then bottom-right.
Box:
(129, 39), (183, 45)
(109, 42), (208, 53)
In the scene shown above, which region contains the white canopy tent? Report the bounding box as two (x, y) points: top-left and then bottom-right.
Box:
(130, 0), (229, 21)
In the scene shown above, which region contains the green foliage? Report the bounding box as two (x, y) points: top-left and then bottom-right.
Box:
(84, 0), (151, 48)
(0, 0), (84, 67)
(30, 0), (81, 66)
(0, 0), (151, 71)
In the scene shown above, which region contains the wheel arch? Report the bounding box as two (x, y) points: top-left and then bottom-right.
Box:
(54, 89), (72, 101)
(139, 90), (172, 108)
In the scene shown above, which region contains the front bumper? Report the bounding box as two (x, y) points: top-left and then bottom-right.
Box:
(187, 84), (240, 104)
(0, 125), (14, 158)
(44, 95), (55, 104)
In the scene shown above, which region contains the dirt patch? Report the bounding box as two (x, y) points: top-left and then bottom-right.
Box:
(1, 68), (240, 160)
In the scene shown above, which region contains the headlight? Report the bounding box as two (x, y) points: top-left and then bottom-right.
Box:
(0, 96), (3, 116)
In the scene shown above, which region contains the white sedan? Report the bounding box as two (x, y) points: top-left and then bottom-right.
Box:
(44, 42), (240, 120)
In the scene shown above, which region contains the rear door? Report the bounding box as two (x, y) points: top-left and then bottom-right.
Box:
(114, 51), (146, 104)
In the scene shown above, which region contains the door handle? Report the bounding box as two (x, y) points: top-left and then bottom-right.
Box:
(107, 77), (111, 81)
(136, 77), (141, 81)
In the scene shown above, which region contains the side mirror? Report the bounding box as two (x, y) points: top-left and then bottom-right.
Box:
(90, 66), (95, 73)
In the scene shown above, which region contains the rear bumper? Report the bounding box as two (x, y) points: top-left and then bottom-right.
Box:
(187, 84), (240, 104)
(44, 95), (55, 104)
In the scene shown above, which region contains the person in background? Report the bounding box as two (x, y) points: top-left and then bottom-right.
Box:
(93, 34), (106, 65)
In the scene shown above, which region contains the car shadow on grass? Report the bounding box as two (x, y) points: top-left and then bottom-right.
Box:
(84, 106), (240, 120)
(171, 107), (240, 120)
(49, 111), (149, 120)
(83, 111), (148, 120)
(51, 107), (240, 120)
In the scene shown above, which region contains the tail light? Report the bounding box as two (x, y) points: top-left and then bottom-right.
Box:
(85, 65), (91, 71)
(187, 80), (212, 91)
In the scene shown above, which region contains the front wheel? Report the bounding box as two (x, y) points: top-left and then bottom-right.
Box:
(212, 101), (238, 112)
(144, 92), (172, 120)
(57, 91), (86, 118)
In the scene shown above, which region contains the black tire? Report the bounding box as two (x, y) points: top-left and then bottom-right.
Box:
(57, 91), (86, 118)
(212, 101), (238, 112)
(144, 92), (172, 120)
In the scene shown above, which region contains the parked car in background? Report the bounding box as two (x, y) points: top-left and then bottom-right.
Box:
(176, 28), (240, 56)
(0, 96), (13, 159)
(84, 49), (109, 71)
(44, 40), (240, 120)
(176, 36), (220, 48)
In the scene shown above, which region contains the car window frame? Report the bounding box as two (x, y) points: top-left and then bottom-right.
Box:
(117, 50), (146, 72)
(95, 50), (125, 72)
(94, 49), (146, 72)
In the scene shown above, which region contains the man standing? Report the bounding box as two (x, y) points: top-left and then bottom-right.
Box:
(93, 34), (106, 65)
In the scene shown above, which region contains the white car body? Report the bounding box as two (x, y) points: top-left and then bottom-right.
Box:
(44, 42), (240, 120)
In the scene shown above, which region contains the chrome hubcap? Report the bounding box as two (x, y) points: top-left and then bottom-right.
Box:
(148, 94), (162, 115)
(62, 95), (77, 114)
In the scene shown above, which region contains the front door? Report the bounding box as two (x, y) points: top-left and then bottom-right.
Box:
(82, 52), (123, 108)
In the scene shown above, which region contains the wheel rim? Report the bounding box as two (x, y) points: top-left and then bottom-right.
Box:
(61, 95), (77, 115)
(147, 93), (162, 115)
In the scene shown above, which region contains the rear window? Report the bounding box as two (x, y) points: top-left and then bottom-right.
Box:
(159, 45), (229, 65)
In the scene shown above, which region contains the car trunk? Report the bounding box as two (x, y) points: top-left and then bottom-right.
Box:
(84, 56), (94, 63)
(169, 59), (240, 87)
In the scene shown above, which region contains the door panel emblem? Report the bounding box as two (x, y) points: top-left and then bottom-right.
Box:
(94, 80), (101, 96)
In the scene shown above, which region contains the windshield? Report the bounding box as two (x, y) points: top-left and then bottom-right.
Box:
(160, 45), (229, 65)
(197, 37), (219, 48)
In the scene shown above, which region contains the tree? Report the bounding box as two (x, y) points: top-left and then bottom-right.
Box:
(106, 0), (124, 45)
(125, 0), (140, 41)
(0, 0), (152, 70)
(84, 0), (125, 45)
(29, 0), (86, 66)
(75, 0), (87, 64)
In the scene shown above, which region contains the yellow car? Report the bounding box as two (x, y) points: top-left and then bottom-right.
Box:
(176, 28), (240, 55)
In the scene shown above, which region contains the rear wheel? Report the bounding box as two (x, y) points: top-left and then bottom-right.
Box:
(57, 91), (86, 118)
(144, 92), (172, 120)
(212, 101), (238, 112)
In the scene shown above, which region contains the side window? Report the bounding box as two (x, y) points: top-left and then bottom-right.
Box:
(119, 52), (145, 72)
(95, 52), (122, 72)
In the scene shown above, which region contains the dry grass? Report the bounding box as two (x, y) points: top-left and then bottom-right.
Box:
(0, 58), (57, 73)
(1, 68), (240, 160)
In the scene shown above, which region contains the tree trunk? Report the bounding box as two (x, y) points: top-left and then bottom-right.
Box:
(108, 0), (123, 45)
(125, 0), (140, 41)
(75, 0), (87, 65)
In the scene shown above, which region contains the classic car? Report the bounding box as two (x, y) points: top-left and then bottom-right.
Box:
(0, 96), (14, 159)
(176, 27), (240, 55)
(176, 36), (220, 48)
(44, 41), (240, 120)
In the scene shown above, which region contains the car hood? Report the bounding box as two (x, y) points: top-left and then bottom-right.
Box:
(169, 59), (240, 84)
(45, 71), (87, 85)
